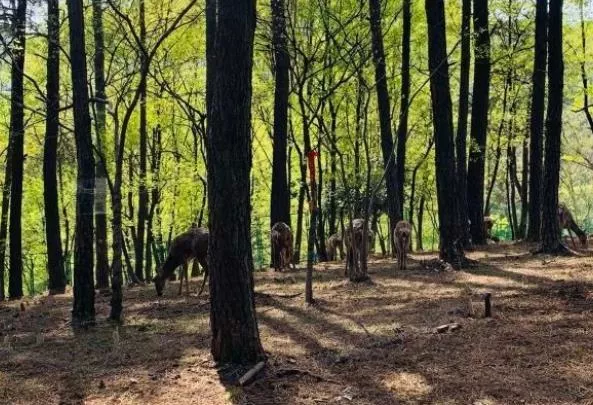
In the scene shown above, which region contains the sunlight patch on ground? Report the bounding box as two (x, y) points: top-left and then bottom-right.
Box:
(381, 371), (432, 401)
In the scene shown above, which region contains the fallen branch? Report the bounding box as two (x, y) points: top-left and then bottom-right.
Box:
(239, 361), (266, 386)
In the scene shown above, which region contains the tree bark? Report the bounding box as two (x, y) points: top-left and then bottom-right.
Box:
(45, 0), (66, 295)
(369, 0), (401, 241)
(207, 0), (265, 364)
(541, 0), (565, 254)
(466, 0), (491, 245)
(395, 0), (411, 216)
(92, 0), (110, 290)
(416, 195), (425, 251)
(0, 140), (10, 300)
(8, 0), (27, 299)
(68, 0), (96, 327)
(456, 0), (471, 246)
(135, 0), (149, 283)
(579, 0), (593, 135)
(425, 0), (465, 267)
(328, 102), (338, 235)
(527, 0), (548, 242)
(270, 0), (291, 234)
(519, 139), (529, 238)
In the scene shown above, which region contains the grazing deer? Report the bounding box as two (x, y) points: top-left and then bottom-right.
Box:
(344, 218), (372, 277)
(271, 222), (294, 271)
(326, 233), (343, 261)
(558, 203), (588, 248)
(394, 220), (412, 271)
(153, 226), (209, 296)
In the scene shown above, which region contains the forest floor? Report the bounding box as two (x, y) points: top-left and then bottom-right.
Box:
(2, 242), (593, 405)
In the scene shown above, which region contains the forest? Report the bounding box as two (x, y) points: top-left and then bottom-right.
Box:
(1, 0), (593, 404)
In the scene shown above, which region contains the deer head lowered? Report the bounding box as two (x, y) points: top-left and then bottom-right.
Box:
(326, 233), (344, 261)
(153, 226), (209, 296)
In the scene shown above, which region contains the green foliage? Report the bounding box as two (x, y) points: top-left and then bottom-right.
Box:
(1, 0), (593, 295)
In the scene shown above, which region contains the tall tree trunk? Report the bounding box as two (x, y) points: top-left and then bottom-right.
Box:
(425, 0), (465, 267)
(519, 139), (529, 238)
(541, 0), (565, 254)
(0, 142), (10, 300)
(270, 0), (291, 234)
(292, 119), (306, 263)
(92, 0), (110, 290)
(135, 0), (148, 283)
(8, 0), (27, 299)
(328, 101), (338, 236)
(207, 0), (265, 364)
(466, 0), (491, 245)
(395, 0), (411, 216)
(316, 137), (326, 261)
(369, 0), (401, 244)
(579, 0), (593, 135)
(146, 125), (162, 279)
(45, 0), (66, 295)
(68, 0), (96, 327)
(456, 0), (471, 246)
(416, 195), (425, 251)
(527, 0), (548, 241)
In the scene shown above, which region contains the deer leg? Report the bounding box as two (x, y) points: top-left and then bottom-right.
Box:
(178, 262), (188, 296)
(272, 244), (279, 272)
(568, 229), (577, 249)
(184, 262), (190, 295)
(403, 245), (407, 270)
(345, 247), (351, 277)
(281, 247), (286, 271)
(178, 265), (183, 296)
(197, 257), (208, 296)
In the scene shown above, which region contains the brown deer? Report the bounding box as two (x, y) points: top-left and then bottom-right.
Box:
(558, 203), (588, 248)
(271, 222), (294, 271)
(344, 218), (372, 277)
(394, 220), (412, 271)
(325, 233), (343, 261)
(483, 216), (499, 243)
(153, 226), (209, 296)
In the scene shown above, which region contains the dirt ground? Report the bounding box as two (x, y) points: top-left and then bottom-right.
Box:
(1, 242), (593, 405)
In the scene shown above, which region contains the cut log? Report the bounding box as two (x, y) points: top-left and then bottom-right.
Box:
(239, 361), (266, 386)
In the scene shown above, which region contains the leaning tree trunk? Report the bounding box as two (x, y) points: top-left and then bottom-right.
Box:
(68, 0), (96, 327)
(206, 0), (265, 364)
(45, 0), (66, 295)
(395, 0), (411, 217)
(425, 0), (465, 267)
(456, 0), (471, 247)
(8, 0), (27, 299)
(527, 0), (548, 242)
(369, 0), (401, 245)
(270, 0), (291, 236)
(92, 0), (110, 290)
(541, 0), (565, 254)
(466, 0), (491, 246)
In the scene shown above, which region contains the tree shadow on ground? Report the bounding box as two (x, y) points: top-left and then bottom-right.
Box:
(0, 286), (213, 405)
(244, 250), (593, 404)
